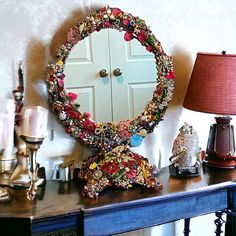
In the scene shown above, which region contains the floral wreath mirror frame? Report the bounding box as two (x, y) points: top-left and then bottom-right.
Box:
(47, 6), (174, 152)
(47, 6), (174, 198)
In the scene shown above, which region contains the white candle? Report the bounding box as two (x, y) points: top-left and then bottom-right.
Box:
(22, 106), (48, 138)
(0, 115), (4, 150)
(0, 98), (15, 160)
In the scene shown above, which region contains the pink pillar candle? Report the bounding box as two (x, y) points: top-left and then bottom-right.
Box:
(22, 106), (48, 138)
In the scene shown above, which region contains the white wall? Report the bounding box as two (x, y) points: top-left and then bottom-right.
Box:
(0, 0), (236, 235)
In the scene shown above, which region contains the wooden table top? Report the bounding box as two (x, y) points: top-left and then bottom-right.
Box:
(1, 165), (236, 221)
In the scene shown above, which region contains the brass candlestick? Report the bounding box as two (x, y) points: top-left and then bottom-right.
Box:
(20, 135), (45, 200)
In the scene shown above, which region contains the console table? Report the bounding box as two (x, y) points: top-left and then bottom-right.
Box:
(0, 166), (236, 236)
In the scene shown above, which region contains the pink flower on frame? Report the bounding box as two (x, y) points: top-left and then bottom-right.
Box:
(58, 79), (64, 86)
(80, 131), (88, 140)
(124, 31), (133, 41)
(126, 170), (137, 179)
(123, 19), (130, 26)
(112, 8), (122, 17)
(68, 92), (78, 102)
(104, 21), (111, 28)
(84, 112), (91, 119)
(67, 29), (82, 45)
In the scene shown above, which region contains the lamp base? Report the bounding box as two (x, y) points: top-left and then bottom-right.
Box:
(206, 116), (236, 169)
(169, 163), (201, 177)
(206, 159), (236, 169)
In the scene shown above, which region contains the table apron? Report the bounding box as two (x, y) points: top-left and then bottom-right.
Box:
(82, 189), (228, 236)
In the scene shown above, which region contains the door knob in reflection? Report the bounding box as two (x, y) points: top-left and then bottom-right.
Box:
(99, 69), (108, 78)
(113, 68), (122, 76)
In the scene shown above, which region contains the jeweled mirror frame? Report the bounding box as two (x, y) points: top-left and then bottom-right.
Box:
(47, 6), (174, 198)
(47, 6), (174, 152)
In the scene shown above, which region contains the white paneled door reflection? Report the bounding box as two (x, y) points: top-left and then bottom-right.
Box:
(64, 29), (156, 123)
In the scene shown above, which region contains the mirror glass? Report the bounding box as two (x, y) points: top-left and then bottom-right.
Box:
(47, 6), (174, 152)
(64, 29), (156, 122)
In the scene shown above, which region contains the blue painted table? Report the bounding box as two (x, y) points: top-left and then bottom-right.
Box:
(0, 166), (236, 235)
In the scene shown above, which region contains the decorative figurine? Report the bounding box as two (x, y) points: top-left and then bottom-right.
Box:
(169, 123), (201, 176)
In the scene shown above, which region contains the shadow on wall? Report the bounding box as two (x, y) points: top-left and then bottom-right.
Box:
(25, 39), (47, 108)
(171, 47), (193, 107)
(22, 8), (112, 165)
(155, 47), (193, 167)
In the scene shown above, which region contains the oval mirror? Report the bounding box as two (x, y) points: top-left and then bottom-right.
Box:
(47, 6), (174, 153)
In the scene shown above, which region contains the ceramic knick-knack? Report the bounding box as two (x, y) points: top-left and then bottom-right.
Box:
(170, 122), (200, 167)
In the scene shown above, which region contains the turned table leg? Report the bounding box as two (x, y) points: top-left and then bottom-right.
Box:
(183, 218), (190, 236)
(225, 187), (236, 236)
(214, 211), (226, 236)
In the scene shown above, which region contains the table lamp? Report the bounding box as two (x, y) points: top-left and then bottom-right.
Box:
(183, 52), (236, 168)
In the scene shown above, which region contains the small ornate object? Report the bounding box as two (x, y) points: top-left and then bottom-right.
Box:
(78, 145), (162, 198)
(169, 123), (201, 176)
(0, 187), (10, 202)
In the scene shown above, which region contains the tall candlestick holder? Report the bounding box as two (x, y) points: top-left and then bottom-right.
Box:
(20, 135), (45, 200)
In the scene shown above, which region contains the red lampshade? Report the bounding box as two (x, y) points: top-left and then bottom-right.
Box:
(183, 52), (236, 115)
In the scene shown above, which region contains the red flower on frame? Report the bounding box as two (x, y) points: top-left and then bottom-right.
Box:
(165, 70), (174, 80)
(137, 30), (147, 43)
(155, 86), (163, 96)
(65, 104), (79, 119)
(146, 45), (154, 52)
(67, 127), (72, 134)
(122, 160), (137, 168)
(48, 77), (55, 82)
(101, 162), (119, 175)
(124, 31), (133, 41)
(83, 119), (96, 133)
(67, 110), (79, 119)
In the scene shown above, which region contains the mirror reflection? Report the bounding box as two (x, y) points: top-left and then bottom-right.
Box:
(64, 29), (156, 122)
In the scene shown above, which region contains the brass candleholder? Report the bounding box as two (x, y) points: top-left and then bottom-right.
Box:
(20, 135), (45, 200)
